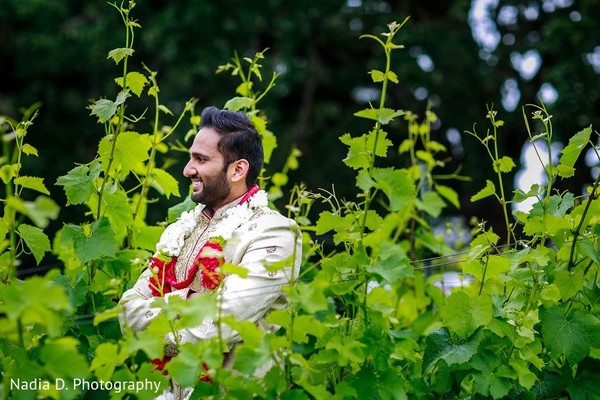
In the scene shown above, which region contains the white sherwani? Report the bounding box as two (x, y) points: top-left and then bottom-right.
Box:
(119, 196), (302, 399)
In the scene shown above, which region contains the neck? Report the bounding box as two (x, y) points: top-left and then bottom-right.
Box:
(203, 185), (259, 218)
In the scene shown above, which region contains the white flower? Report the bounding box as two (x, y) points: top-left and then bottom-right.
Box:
(248, 190), (268, 208)
(154, 390), (175, 400)
(154, 190), (267, 257)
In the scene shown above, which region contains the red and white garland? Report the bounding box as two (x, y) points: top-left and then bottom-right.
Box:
(148, 185), (267, 296)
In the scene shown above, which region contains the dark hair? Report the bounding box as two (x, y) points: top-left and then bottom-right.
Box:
(199, 106), (264, 187)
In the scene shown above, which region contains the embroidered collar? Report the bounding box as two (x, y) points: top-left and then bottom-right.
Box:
(148, 185), (267, 296)
(154, 185), (266, 258)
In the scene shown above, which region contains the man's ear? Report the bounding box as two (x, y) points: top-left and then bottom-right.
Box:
(229, 159), (249, 183)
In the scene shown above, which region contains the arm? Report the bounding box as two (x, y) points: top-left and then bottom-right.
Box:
(166, 213), (302, 346)
(118, 267), (190, 332)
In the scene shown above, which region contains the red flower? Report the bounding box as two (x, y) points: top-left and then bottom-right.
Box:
(151, 355), (171, 376)
(148, 240), (225, 296)
(196, 240), (225, 290)
(200, 362), (212, 382)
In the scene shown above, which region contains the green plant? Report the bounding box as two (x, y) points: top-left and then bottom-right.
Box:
(0, 105), (59, 282)
(423, 104), (600, 399)
(1, 3), (599, 399)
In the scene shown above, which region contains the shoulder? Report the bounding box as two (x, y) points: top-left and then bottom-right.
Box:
(242, 206), (299, 235)
(252, 206), (297, 224)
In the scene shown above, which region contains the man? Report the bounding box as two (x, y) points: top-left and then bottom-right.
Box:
(119, 106), (302, 399)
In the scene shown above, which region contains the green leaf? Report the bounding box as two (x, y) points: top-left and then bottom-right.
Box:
(293, 314), (326, 343)
(398, 138), (414, 154)
(22, 143), (38, 156)
(493, 156), (516, 173)
(367, 243), (413, 284)
(0, 275), (72, 336)
(372, 168), (417, 212)
(28, 196), (60, 228)
(463, 255), (510, 283)
(339, 130), (393, 170)
(107, 47), (134, 64)
(56, 161), (102, 205)
(134, 225), (165, 251)
(354, 107), (404, 125)
(158, 104), (173, 115)
(122, 315), (166, 358)
(261, 129), (277, 164)
(63, 217), (118, 263)
(0, 218), (8, 241)
(236, 81), (253, 97)
(415, 191), (446, 218)
(124, 71), (148, 96)
(93, 305), (124, 325)
(576, 238), (600, 264)
(98, 131), (152, 176)
(53, 273), (88, 308)
(90, 343), (120, 381)
(289, 281), (329, 313)
(325, 336), (366, 366)
(553, 269), (585, 300)
(435, 184), (460, 209)
(7, 195), (60, 228)
(17, 224), (51, 264)
(510, 358), (538, 390)
(271, 172), (288, 187)
(422, 327), (483, 374)
(470, 354), (513, 399)
(175, 293), (219, 330)
(540, 306), (600, 364)
(224, 96), (254, 111)
(150, 168), (180, 198)
(369, 69), (385, 82)
(14, 176), (50, 195)
(426, 140), (446, 153)
(221, 263), (249, 278)
(167, 196), (196, 222)
(41, 337), (89, 379)
(442, 291), (492, 338)
(90, 98), (117, 123)
(356, 169), (375, 192)
(166, 355), (202, 389)
(103, 191), (134, 237)
(471, 180), (496, 202)
(557, 126), (591, 178)
(0, 163), (18, 183)
(386, 71), (399, 84)
(315, 211), (354, 235)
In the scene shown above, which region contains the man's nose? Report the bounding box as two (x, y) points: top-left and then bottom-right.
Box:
(183, 161), (194, 177)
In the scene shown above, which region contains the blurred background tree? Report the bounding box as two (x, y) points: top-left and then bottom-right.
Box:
(1, 0), (599, 254)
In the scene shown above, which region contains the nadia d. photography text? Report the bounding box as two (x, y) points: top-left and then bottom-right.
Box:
(10, 378), (163, 394)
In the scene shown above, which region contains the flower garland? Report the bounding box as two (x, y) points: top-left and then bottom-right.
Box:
(148, 185), (267, 296)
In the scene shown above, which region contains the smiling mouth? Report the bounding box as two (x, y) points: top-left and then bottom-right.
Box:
(192, 180), (203, 192)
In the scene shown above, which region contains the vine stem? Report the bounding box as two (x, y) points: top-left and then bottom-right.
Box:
(129, 69), (192, 242)
(96, 5), (133, 221)
(2, 130), (16, 282)
(490, 114), (512, 247)
(567, 169), (600, 271)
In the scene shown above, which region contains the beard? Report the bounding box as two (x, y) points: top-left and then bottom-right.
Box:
(190, 169), (231, 208)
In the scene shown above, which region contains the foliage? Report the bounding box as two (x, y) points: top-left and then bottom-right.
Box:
(3, 0), (600, 236)
(1, 104), (59, 280)
(1, 3), (599, 400)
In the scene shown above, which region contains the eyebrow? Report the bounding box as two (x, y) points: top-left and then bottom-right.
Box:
(190, 151), (210, 159)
